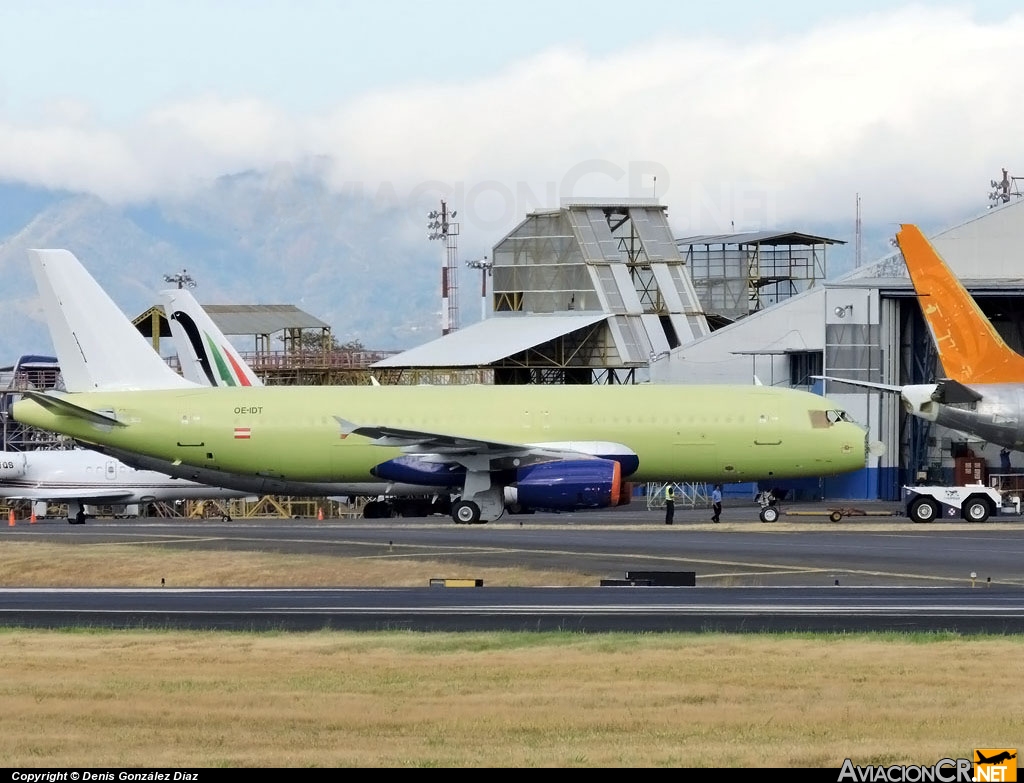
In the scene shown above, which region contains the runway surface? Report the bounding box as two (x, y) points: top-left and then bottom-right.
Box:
(3, 501), (1024, 632)
(1, 585), (1022, 633)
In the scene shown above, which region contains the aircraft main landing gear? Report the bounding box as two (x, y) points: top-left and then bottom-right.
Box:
(449, 471), (505, 525)
(452, 500), (482, 524)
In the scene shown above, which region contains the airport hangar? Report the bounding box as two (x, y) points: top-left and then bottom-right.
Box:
(372, 196), (1024, 503)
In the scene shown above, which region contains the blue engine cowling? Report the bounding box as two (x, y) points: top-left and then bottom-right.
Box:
(509, 458), (622, 511)
(371, 455), (465, 487)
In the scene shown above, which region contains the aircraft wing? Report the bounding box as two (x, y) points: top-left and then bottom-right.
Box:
(2, 488), (136, 502)
(811, 376), (904, 394)
(334, 417), (601, 469)
(814, 375), (983, 404)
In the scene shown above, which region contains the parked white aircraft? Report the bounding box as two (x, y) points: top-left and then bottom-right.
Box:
(0, 448), (251, 524)
(0, 285), (262, 523)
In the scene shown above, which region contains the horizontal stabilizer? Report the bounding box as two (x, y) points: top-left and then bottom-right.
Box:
(933, 378), (983, 404)
(19, 391), (123, 427)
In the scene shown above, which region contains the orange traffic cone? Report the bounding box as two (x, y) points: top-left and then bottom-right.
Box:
(30, 509), (36, 524)
(7, 509), (14, 527)
(317, 507), (324, 521)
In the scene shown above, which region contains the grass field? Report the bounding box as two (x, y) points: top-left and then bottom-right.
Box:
(0, 540), (1021, 768)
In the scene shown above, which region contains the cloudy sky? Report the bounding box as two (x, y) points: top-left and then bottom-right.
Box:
(1, 0), (1022, 237)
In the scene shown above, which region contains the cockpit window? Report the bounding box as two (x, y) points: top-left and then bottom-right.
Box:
(810, 409), (854, 428)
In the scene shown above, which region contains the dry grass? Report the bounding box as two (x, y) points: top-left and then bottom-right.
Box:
(0, 630), (1021, 767)
(0, 541), (598, 587)
(1, 541), (1022, 767)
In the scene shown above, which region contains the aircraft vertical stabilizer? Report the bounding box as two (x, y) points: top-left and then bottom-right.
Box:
(29, 249), (193, 392)
(896, 224), (1024, 385)
(160, 288), (263, 388)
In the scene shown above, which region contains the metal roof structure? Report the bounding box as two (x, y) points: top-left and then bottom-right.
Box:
(676, 230), (846, 246)
(381, 199), (710, 384)
(133, 303), (330, 344)
(677, 229), (844, 319)
(192, 304), (331, 335)
(134, 303), (328, 337)
(373, 313), (609, 368)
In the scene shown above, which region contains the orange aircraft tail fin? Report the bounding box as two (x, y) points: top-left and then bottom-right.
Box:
(896, 223), (1024, 384)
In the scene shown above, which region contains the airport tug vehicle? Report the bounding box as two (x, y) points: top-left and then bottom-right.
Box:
(902, 484), (1017, 523)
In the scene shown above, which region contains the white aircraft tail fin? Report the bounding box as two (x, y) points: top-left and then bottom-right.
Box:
(160, 288), (263, 387)
(29, 249), (193, 392)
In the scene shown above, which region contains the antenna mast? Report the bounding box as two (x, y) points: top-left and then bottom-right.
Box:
(854, 194), (862, 269)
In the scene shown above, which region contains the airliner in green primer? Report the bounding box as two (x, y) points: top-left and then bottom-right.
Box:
(13, 249), (871, 524)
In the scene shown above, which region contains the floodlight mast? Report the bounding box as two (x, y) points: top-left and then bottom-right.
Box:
(987, 167), (1023, 209)
(427, 200), (459, 335)
(163, 269), (196, 289)
(466, 256), (493, 322)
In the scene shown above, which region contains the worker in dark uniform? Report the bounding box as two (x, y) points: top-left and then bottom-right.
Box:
(664, 483), (675, 525)
(711, 484), (723, 523)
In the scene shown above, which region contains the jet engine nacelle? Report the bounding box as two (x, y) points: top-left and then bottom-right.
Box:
(901, 384), (941, 421)
(371, 456), (464, 487)
(0, 453), (27, 479)
(506, 458), (622, 512)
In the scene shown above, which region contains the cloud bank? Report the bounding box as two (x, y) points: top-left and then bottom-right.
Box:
(1, 6), (1020, 234)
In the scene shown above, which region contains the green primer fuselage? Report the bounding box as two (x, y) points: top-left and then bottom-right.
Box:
(12, 383), (867, 484)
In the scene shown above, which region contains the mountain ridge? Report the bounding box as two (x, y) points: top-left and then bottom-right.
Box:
(0, 166), (900, 368)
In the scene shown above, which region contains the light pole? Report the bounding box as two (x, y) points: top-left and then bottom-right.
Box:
(466, 256), (492, 322)
(988, 168), (1022, 208)
(428, 200), (459, 335)
(163, 269), (196, 289)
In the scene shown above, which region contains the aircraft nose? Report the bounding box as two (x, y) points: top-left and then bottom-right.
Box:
(850, 425), (884, 462)
(843, 422), (872, 463)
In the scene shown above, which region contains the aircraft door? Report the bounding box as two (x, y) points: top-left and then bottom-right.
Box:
(105, 460), (117, 481)
(178, 406), (205, 448)
(754, 401), (782, 446)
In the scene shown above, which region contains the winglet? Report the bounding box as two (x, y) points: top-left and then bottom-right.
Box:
(896, 224), (1024, 384)
(333, 416), (358, 436)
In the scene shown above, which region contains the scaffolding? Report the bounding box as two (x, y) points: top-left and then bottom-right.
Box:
(0, 355), (67, 450)
(645, 482), (711, 510)
(377, 198), (710, 385)
(678, 231), (842, 322)
(243, 348), (399, 386)
(491, 199), (710, 357)
(186, 496), (365, 520)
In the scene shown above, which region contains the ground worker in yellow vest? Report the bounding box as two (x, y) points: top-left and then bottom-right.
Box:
(664, 483), (675, 525)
